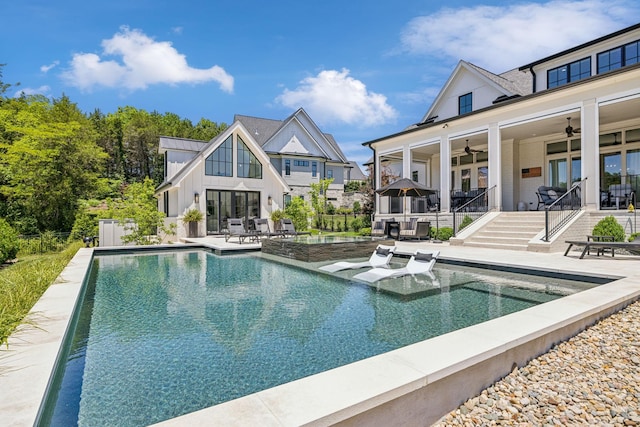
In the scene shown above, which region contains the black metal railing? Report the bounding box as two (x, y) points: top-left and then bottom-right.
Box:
(453, 185), (496, 236)
(543, 178), (586, 242)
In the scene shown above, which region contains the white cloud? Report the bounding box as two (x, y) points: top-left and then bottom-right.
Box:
(61, 26), (234, 93)
(276, 69), (398, 127)
(400, 0), (639, 71)
(14, 85), (51, 97)
(40, 61), (59, 73)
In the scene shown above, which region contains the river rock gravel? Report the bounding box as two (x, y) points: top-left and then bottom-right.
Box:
(433, 299), (640, 426)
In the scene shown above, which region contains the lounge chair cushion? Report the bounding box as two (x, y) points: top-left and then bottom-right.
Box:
(376, 247), (391, 256)
(414, 252), (433, 262)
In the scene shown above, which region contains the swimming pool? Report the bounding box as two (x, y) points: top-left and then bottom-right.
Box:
(37, 249), (598, 426)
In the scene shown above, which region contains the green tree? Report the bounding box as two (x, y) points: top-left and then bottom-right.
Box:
(283, 196), (312, 231)
(0, 96), (108, 232)
(110, 178), (174, 245)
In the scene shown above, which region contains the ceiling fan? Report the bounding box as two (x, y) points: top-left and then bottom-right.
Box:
(565, 117), (581, 137)
(464, 139), (483, 154)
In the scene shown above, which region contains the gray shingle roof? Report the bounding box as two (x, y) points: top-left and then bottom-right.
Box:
(465, 61), (532, 96)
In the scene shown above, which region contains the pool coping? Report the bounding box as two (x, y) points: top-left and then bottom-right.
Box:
(1, 243), (639, 426)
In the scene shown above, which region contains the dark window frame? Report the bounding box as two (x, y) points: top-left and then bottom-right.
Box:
(236, 136), (262, 179)
(547, 56), (591, 89)
(458, 92), (472, 115)
(205, 135), (233, 177)
(597, 39), (640, 74)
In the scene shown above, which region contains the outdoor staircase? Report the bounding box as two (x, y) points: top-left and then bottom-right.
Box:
(462, 211), (546, 251)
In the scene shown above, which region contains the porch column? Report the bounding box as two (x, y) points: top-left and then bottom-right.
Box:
(487, 123), (501, 211)
(581, 99), (598, 210)
(402, 145), (411, 179)
(440, 136), (451, 211)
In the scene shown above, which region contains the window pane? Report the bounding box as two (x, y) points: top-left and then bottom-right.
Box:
(601, 152), (621, 190)
(599, 132), (622, 147)
(237, 136), (262, 179)
(598, 48), (622, 73)
(205, 135), (233, 176)
(625, 41), (639, 65)
(547, 141), (567, 155)
(460, 153), (474, 165)
(570, 138), (581, 151)
(626, 149), (640, 177)
(570, 57), (590, 81)
(477, 166), (488, 188)
(461, 169), (471, 192)
(458, 93), (472, 114)
(626, 128), (640, 144)
(571, 157), (581, 184)
(548, 158), (567, 188)
(476, 151), (488, 162)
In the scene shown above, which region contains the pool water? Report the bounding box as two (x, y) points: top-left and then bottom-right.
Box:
(39, 250), (596, 427)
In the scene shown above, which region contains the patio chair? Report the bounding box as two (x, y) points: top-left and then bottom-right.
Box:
(608, 183), (634, 209)
(371, 218), (395, 236)
(353, 250), (440, 283)
(224, 218), (257, 244)
(253, 218), (284, 239)
(319, 244), (396, 272)
(398, 220), (431, 241)
(279, 218), (311, 237)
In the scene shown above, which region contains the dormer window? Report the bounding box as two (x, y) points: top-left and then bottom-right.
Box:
(598, 40), (640, 74)
(458, 93), (472, 115)
(547, 57), (591, 89)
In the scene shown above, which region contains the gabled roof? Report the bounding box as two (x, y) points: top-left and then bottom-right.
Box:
(233, 114), (282, 147)
(158, 136), (208, 153)
(155, 120), (290, 194)
(420, 60), (532, 124)
(236, 108), (349, 163)
(346, 161), (367, 180)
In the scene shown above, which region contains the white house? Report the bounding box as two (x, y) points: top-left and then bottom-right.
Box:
(365, 23), (640, 242)
(156, 108), (365, 238)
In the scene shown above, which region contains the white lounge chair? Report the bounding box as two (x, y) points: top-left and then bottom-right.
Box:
(319, 244), (396, 273)
(353, 250), (440, 283)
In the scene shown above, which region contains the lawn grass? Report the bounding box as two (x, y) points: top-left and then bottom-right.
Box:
(0, 241), (82, 345)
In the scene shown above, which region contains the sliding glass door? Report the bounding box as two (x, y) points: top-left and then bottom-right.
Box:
(206, 190), (260, 234)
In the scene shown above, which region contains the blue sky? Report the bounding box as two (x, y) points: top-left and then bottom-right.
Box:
(2, 1), (639, 168)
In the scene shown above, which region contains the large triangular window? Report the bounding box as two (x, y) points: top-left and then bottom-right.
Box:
(205, 135), (233, 176)
(237, 136), (262, 179)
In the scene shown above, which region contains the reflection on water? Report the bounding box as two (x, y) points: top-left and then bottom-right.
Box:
(42, 250), (596, 427)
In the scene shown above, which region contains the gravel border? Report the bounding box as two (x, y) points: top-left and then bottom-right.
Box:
(433, 300), (640, 426)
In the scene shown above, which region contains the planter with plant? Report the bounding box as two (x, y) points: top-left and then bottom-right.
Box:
(182, 209), (204, 237)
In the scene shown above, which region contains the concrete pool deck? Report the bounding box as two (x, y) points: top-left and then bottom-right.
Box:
(1, 239), (639, 426)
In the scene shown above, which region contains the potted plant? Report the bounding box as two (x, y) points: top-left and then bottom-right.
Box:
(182, 208), (204, 237)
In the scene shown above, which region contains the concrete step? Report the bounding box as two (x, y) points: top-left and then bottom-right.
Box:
(474, 230), (538, 238)
(482, 225), (544, 234)
(466, 236), (532, 245)
(462, 241), (529, 251)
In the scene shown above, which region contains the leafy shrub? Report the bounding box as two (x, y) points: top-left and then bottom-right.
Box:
(458, 215), (474, 230)
(592, 215), (625, 242)
(359, 227), (371, 236)
(326, 203), (336, 215)
(182, 208), (204, 223)
(350, 216), (365, 232)
(353, 201), (361, 214)
(272, 197), (312, 231)
(0, 219), (19, 263)
(434, 227), (454, 241)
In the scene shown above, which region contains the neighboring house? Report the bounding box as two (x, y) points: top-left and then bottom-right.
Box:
(156, 108), (365, 238)
(234, 108), (359, 206)
(365, 23), (640, 217)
